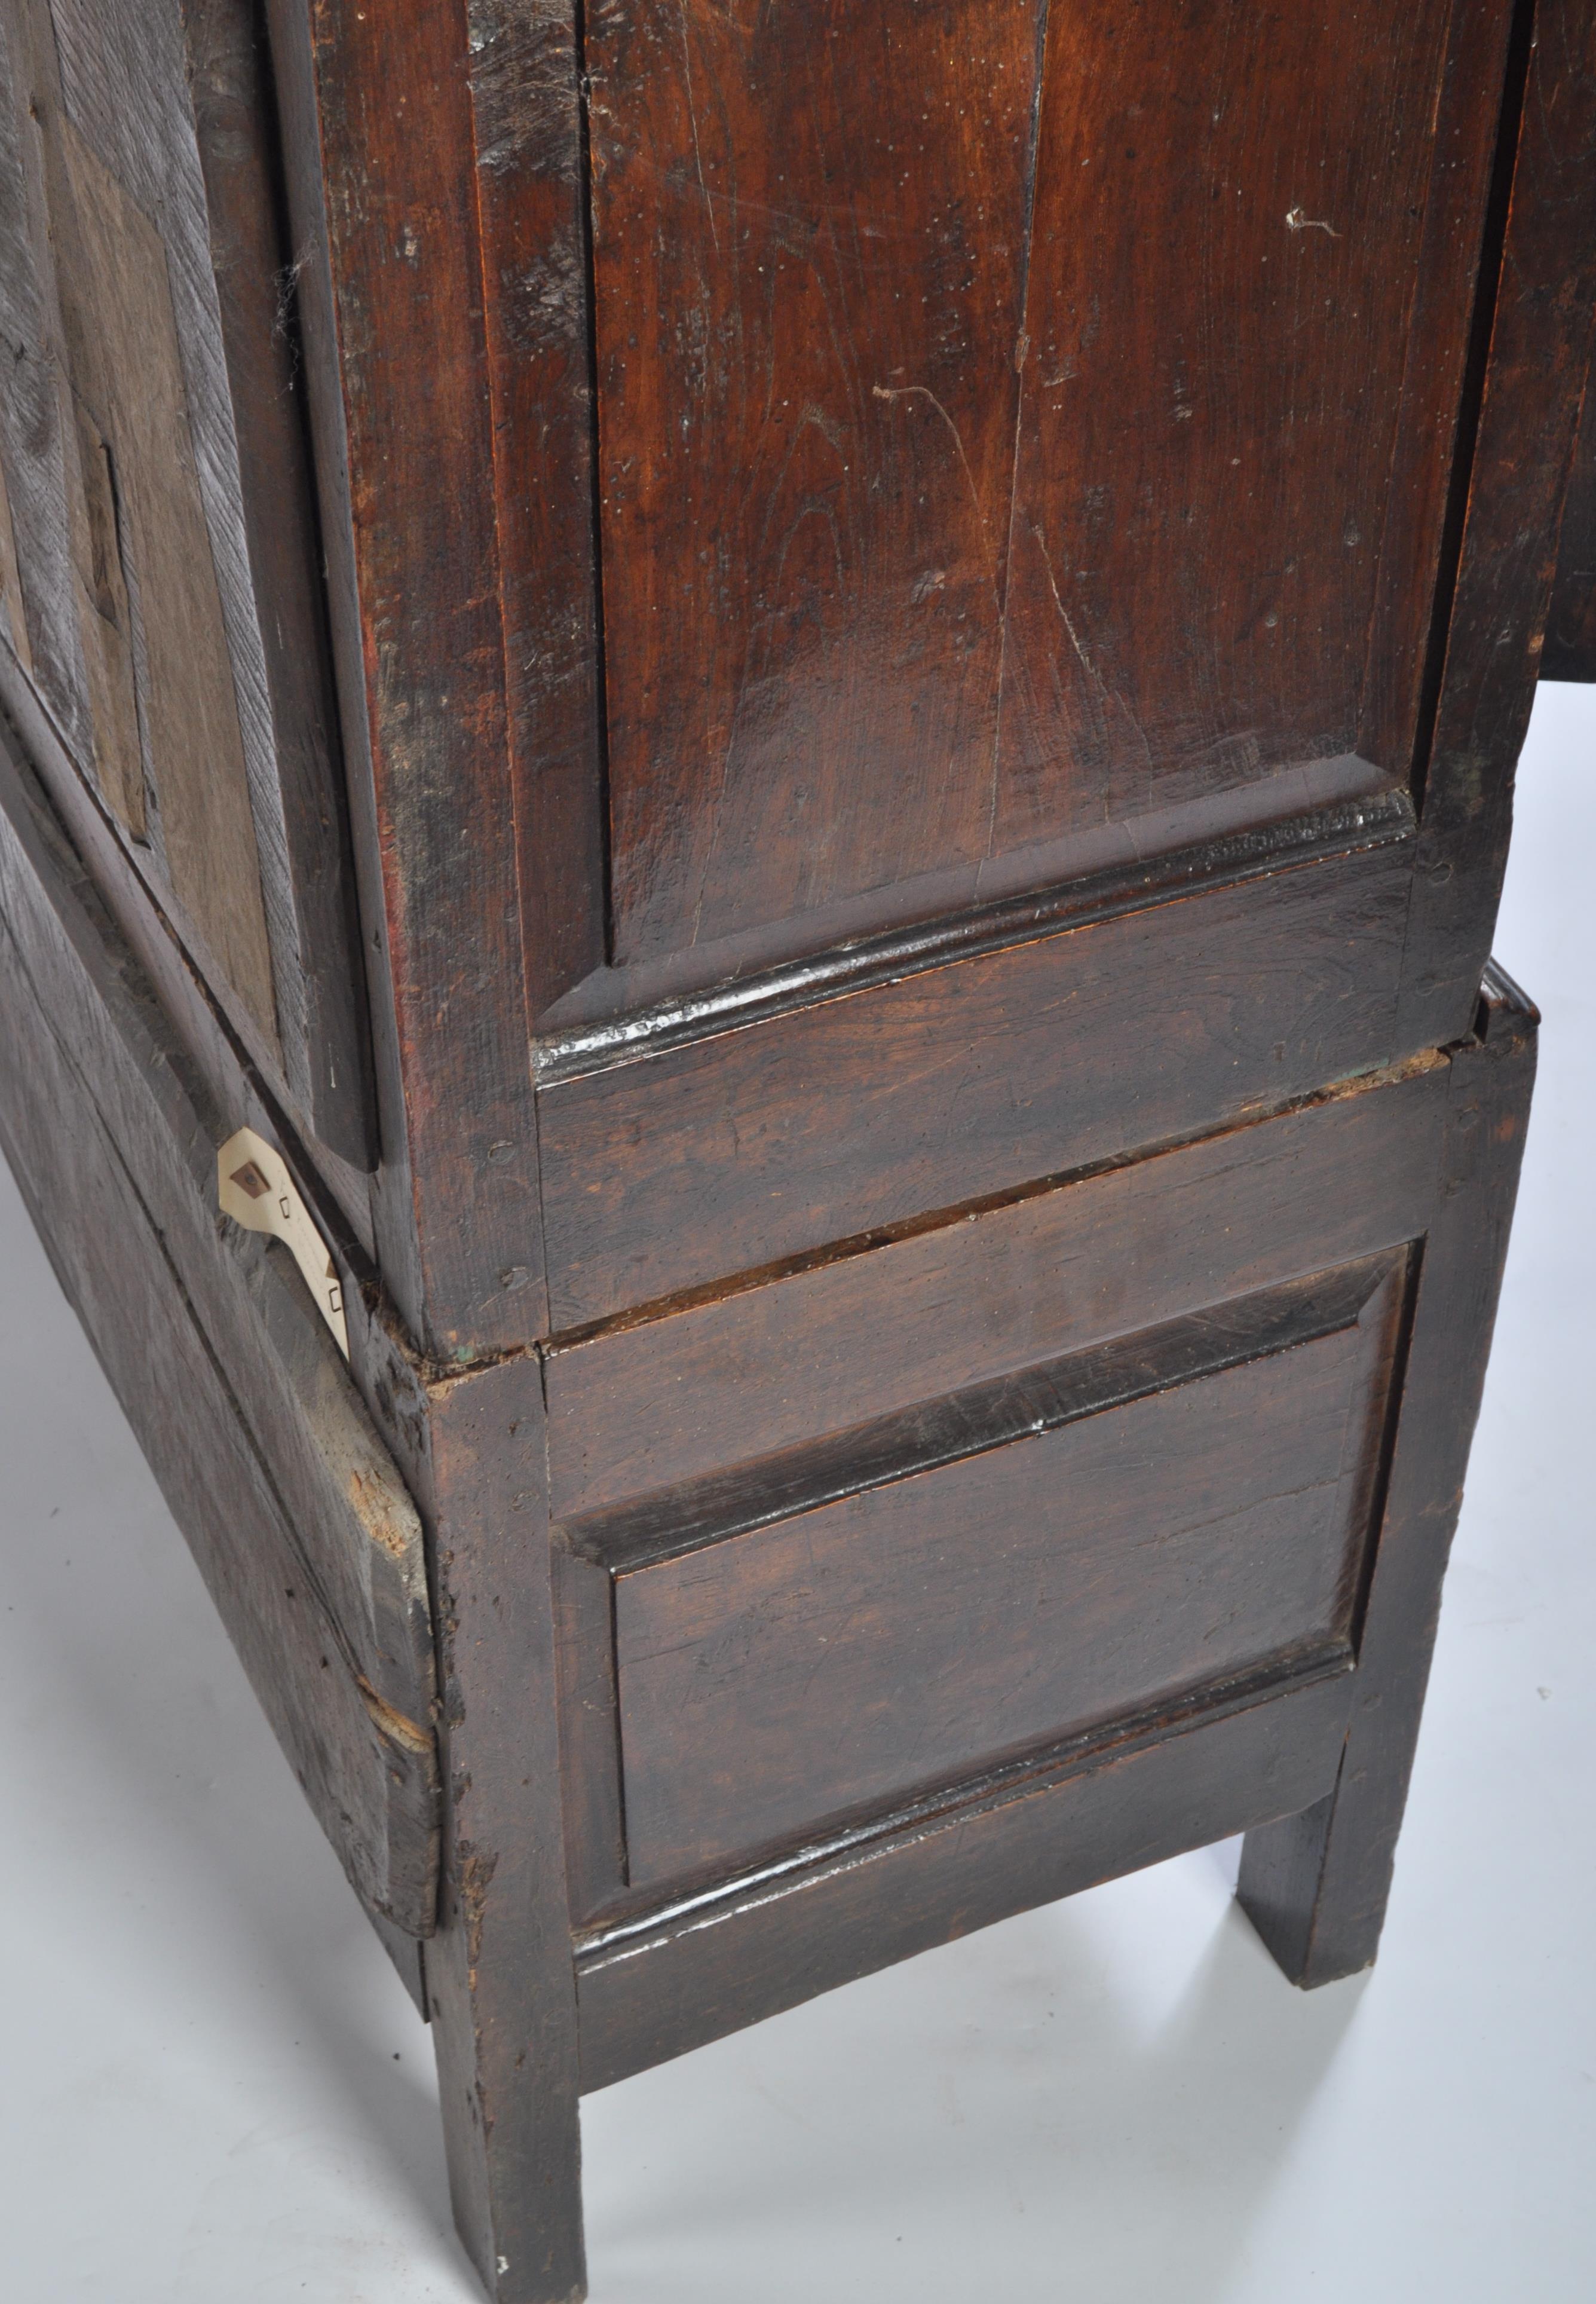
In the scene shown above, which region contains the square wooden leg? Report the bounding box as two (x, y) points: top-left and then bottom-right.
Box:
(1240, 969), (1536, 1984)
(421, 1363), (588, 2303)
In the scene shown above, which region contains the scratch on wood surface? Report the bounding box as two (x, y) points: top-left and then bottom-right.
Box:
(1030, 519), (1154, 772)
(679, 3), (720, 254)
(1285, 206), (1340, 237)
(1030, 518), (1104, 694)
(871, 383), (986, 541)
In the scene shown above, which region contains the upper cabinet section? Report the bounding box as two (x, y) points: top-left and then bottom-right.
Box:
(0, 0), (372, 1165)
(584, 0), (1513, 970)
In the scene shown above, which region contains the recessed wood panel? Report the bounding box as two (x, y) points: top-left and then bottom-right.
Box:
(1, 0), (376, 1162)
(599, 1259), (1405, 1886)
(587, 0), (1506, 966)
(994, 0), (1496, 838)
(51, 111), (280, 1041)
(589, 0), (1047, 963)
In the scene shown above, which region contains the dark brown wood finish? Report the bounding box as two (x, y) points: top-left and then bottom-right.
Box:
(0, 3), (1582, 2296)
(422, 1358), (587, 2304)
(577, 1669), (1356, 2092)
(264, 0), (546, 1356)
(1396, 0), (1596, 1042)
(1544, 362), (1596, 678)
(593, 1260), (1405, 1891)
(564, 981), (1532, 2086)
(537, 809), (1414, 1327)
(588, 0), (1046, 963)
(997, 2), (1497, 838)
(544, 1054), (1447, 1522)
(581, 0), (1514, 972)
(467, 0), (606, 1016)
(1239, 964), (1536, 1982)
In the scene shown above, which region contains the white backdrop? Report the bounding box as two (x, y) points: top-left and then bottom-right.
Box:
(1, 682), (1590, 2303)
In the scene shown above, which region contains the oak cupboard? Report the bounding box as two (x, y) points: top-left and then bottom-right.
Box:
(0, 1), (1589, 2295)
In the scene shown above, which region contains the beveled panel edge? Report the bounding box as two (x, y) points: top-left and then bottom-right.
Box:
(534, 778), (1415, 1086)
(572, 1648), (1355, 1969)
(561, 1253), (1402, 1579)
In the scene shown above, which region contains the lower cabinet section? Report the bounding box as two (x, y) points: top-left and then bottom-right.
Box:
(551, 980), (1534, 2069)
(0, 699), (1537, 2144)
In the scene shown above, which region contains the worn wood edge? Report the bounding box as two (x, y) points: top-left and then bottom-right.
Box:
(257, 0), (431, 1341)
(1237, 963), (1537, 1982)
(536, 781), (1416, 1085)
(423, 1351), (587, 2303)
(0, 633), (380, 1256)
(0, 710), (442, 1932)
(1398, 0), (1596, 1042)
(178, 0), (379, 1168)
(0, 709), (430, 1710)
(265, 0), (549, 1360)
(1542, 352), (1596, 678)
(577, 1648), (1354, 1953)
(541, 1044), (1450, 1356)
(35, 0), (301, 1069)
(574, 1669), (1352, 2091)
(563, 1254), (1401, 1576)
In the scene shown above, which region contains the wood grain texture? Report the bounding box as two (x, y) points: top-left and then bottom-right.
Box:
(544, 1054), (1446, 1522)
(583, 0), (1506, 971)
(1398, 0), (1596, 1044)
(590, 0), (1046, 963)
(1, 647), (379, 1268)
(1543, 354), (1596, 678)
(0, 718), (439, 1932)
(50, 106), (280, 1042)
(997, 0), (1500, 840)
(575, 1669), (1352, 2090)
(599, 1261), (1404, 1887)
(0, 0), (96, 758)
(1239, 967), (1536, 1984)
(537, 830), (1416, 1328)
(0, 0), (154, 833)
(177, 0), (376, 1161)
(267, 0), (549, 1356)
(467, 0), (606, 1015)
(423, 1357), (587, 2304)
(0, 445), (29, 672)
(44, 0), (316, 1052)
(1, 0), (377, 1163)
(63, 393), (145, 838)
